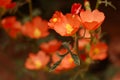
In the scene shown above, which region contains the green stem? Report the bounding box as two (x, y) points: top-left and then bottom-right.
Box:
(73, 33), (79, 54)
(57, 51), (69, 58)
(28, 0), (33, 20)
(71, 63), (89, 80)
(95, 0), (116, 10)
(95, 0), (101, 9)
(89, 30), (99, 44)
(89, 31), (94, 45)
(84, 1), (91, 10)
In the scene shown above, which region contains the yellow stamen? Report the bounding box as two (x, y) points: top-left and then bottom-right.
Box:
(35, 60), (42, 69)
(66, 24), (73, 34)
(69, 58), (73, 63)
(94, 48), (99, 54)
(34, 28), (41, 38)
(52, 18), (57, 22)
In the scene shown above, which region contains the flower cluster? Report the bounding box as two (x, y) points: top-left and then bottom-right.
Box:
(48, 11), (81, 36)
(1, 16), (49, 39)
(0, 0), (109, 74)
(0, 0), (16, 9)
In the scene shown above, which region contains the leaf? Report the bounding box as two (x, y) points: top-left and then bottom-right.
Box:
(49, 59), (62, 72)
(71, 54), (80, 65)
(62, 42), (80, 65)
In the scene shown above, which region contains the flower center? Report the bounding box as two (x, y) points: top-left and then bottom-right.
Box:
(34, 28), (41, 38)
(35, 60), (42, 69)
(68, 57), (73, 63)
(93, 48), (99, 54)
(66, 24), (73, 34)
(52, 18), (58, 22)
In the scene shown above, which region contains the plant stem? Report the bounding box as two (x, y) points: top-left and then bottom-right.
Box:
(73, 33), (79, 54)
(95, 0), (116, 10)
(28, 0), (33, 20)
(84, 0), (91, 10)
(95, 0), (101, 9)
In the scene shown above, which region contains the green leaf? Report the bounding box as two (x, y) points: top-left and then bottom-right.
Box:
(49, 59), (62, 72)
(71, 54), (80, 65)
(62, 42), (80, 65)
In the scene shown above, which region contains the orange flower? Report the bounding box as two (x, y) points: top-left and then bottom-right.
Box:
(52, 49), (76, 72)
(0, 0), (16, 9)
(89, 42), (108, 60)
(25, 51), (50, 70)
(48, 11), (81, 36)
(80, 9), (105, 30)
(1, 16), (22, 38)
(40, 39), (62, 54)
(22, 16), (49, 39)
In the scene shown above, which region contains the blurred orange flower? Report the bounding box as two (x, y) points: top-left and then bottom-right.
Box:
(40, 39), (62, 54)
(52, 49), (76, 72)
(48, 11), (81, 36)
(0, 0), (16, 9)
(25, 51), (50, 70)
(22, 16), (49, 39)
(80, 9), (105, 30)
(1, 16), (22, 38)
(89, 42), (108, 60)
